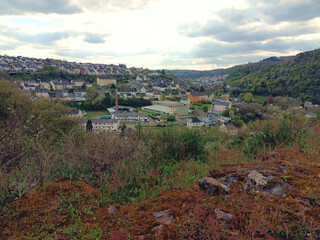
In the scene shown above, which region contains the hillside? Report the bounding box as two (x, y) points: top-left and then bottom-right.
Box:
(226, 49), (320, 103)
(1, 79), (320, 239)
(170, 68), (235, 80)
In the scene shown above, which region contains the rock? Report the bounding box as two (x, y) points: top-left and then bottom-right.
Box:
(220, 173), (238, 187)
(266, 176), (274, 181)
(215, 208), (234, 220)
(295, 198), (311, 205)
(198, 177), (230, 193)
(265, 186), (286, 197)
(107, 206), (118, 215)
(152, 224), (165, 236)
(276, 167), (287, 173)
(318, 173), (320, 178)
(152, 209), (173, 225)
(248, 170), (268, 186)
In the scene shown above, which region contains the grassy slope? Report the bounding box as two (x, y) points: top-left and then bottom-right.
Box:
(1, 122), (320, 239)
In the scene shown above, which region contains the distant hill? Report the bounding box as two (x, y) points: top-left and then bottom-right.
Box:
(226, 49), (320, 103)
(170, 68), (235, 80)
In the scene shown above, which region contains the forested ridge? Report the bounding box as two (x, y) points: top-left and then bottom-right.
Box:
(227, 49), (320, 103)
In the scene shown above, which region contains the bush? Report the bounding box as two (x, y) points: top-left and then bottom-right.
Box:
(230, 119), (308, 158)
(143, 127), (207, 162)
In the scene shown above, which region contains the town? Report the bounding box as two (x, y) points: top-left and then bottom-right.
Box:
(2, 54), (319, 136)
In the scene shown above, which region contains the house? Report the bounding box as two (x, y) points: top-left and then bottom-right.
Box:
(85, 81), (92, 88)
(304, 102), (313, 108)
(40, 81), (50, 90)
(73, 80), (85, 87)
(209, 100), (232, 114)
(69, 109), (86, 118)
(35, 89), (49, 98)
(91, 119), (119, 132)
(117, 88), (137, 98)
(187, 92), (214, 103)
(202, 116), (220, 126)
(187, 117), (204, 128)
(292, 105), (303, 110)
(97, 77), (117, 86)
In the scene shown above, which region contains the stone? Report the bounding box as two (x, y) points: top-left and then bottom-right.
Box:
(265, 186), (286, 197)
(220, 173), (238, 187)
(152, 209), (173, 225)
(198, 177), (230, 193)
(215, 208), (234, 220)
(318, 173), (320, 178)
(295, 198), (311, 205)
(152, 224), (165, 236)
(248, 170), (268, 186)
(276, 167), (287, 173)
(107, 206), (118, 215)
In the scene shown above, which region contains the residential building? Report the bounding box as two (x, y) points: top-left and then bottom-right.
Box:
(35, 89), (49, 98)
(97, 77), (117, 86)
(112, 112), (149, 122)
(187, 92), (214, 103)
(187, 117), (204, 128)
(209, 100), (232, 114)
(91, 119), (119, 132)
(69, 109), (86, 118)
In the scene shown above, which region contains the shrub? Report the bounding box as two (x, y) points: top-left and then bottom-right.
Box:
(143, 127), (207, 162)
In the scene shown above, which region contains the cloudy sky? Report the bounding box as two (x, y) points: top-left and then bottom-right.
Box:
(0, 0), (319, 70)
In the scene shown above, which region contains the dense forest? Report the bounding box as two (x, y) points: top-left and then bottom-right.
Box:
(226, 49), (320, 103)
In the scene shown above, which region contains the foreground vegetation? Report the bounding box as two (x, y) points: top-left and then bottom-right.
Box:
(0, 79), (319, 239)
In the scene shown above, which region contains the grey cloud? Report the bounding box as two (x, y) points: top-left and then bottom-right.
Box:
(1, 28), (109, 46)
(79, 0), (157, 11)
(193, 39), (320, 59)
(0, 0), (82, 15)
(180, 0), (320, 43)
(0, 42), (19, 51)
(190, 19), (318, 43)
(11, 32), (73, 45)
(258, 0), (320, 23)
(191, 39), (320, 64)
(84, 33), (106, 44)
(164, 39), (320, 68)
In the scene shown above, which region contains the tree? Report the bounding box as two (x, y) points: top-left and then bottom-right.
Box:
(147, 82), (152, 88)
(244, 93), (253, 103)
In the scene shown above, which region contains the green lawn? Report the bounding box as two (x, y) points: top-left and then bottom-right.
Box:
(86, 111), (109, 119)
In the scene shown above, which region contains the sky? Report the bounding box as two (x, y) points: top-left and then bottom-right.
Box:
(0, 0), (319, 70)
